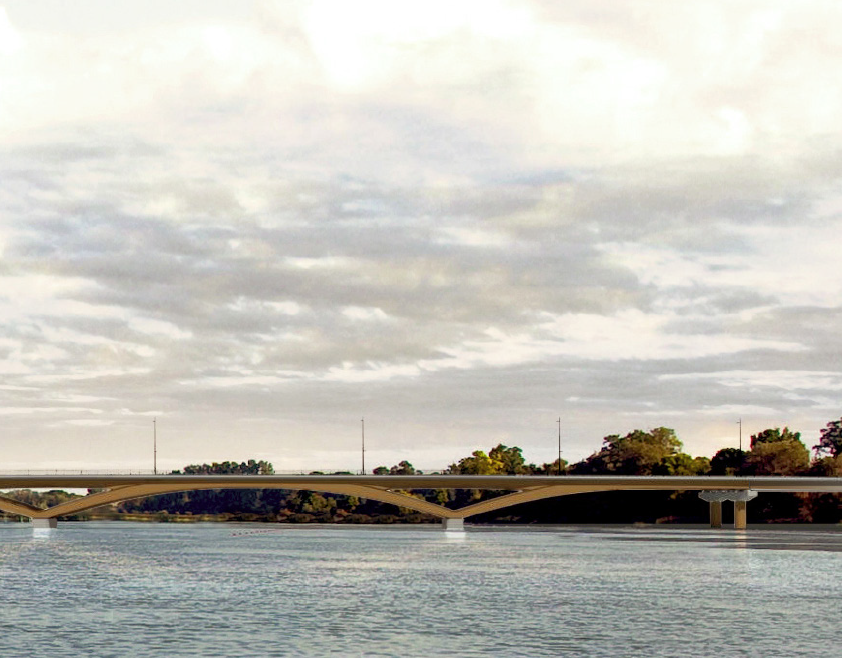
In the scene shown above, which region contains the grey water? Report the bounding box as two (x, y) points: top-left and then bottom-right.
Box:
(0, 523), (840, 658)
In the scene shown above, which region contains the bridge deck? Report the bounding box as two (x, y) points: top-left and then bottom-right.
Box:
(1, 474), (842, 491)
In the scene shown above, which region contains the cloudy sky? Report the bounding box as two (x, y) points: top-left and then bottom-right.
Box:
(1, 0), (840, 472)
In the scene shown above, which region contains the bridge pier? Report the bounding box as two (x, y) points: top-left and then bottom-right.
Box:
(31, 518), (57, 529)
(731, 490), (757, 530)
(709, 500), (723, 529)
(698, 491), (757, 529)
(443, 518), (464, 532)
(699, 491), (729, 528)
(734, 500), (747, 530)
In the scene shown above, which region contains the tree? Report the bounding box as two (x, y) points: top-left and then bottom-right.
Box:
(450, 450), (504, 475)
(181, 460), (274, 475)
(653, 453), (710, 476)
(372, 462), (417, 475)
(810, 455), (842, 477)
(488, 444), (527, 474)
(300, 492), (335, 515)
(539, 458), (568, 475)
(573, 428), (683, 475)
(744, 428), (809, 475)
(710, 448), (746, 475)
(814, 418), (842, 457)
(389, 461), (416, 475)
(750, 427), (801, 449)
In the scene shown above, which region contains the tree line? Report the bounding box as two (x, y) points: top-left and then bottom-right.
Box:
(107, 416), (842, 524)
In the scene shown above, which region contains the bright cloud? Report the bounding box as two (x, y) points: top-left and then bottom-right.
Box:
(0, 1), (841, 469)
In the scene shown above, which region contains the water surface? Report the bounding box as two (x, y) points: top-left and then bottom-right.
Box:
(0, 523), (839, 657)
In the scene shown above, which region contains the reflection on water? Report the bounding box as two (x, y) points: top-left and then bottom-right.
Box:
(564, 525), (842, 551)
(1, 522), (840, 657)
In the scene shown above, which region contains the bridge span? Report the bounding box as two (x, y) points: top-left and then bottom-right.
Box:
(2, 474), (841, 530)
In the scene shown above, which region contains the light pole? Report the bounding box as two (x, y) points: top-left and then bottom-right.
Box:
(738, 418), (742, 453)
(361, 417), (365, 475)
(556, 417), (562, 475)
(153, 417), (157, 475)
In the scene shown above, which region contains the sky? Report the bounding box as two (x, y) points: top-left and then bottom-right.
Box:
(1, 0), (841, 472)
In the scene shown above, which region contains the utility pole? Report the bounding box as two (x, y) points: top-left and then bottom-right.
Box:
(361, 417), (365, 475)
(153, 417), (158, 475)
(557, 417), (562, 475)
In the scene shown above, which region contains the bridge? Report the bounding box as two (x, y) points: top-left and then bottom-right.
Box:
(2, 474), (841, 530)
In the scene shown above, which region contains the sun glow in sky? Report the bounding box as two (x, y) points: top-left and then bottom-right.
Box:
(1, 1), (841, 471)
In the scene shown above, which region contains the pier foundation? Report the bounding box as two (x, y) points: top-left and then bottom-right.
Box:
(443, 518), (464, 531)
(31, 518), (57, 529)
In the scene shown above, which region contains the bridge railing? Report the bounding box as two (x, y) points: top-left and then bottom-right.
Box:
(0, 469), (385, 476)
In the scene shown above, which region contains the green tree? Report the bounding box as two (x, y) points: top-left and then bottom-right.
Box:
(389, 461), (416, 475)
(488, 444), (527, 474)
(573, 428), (683, 475)
(300, 492), (335, 515)
(653, 453), (710, 476)
(710, 448), (746, 475)
(744, 428), (809, 475)
(181, 460), (274, 475)
(814, 418), (842, 457)
(450, 450), (504, 475)
(750, 427), (801, 449)
(540, 458), (568, 475)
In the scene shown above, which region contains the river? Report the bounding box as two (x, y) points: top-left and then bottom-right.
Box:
(0, 522), (839, 657)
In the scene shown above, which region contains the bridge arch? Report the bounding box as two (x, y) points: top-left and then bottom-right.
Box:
(0, 494), (48, 519)
(452, 484), (621, 518)
(19, 482), (463, 521)
(2, 480), (681, 523)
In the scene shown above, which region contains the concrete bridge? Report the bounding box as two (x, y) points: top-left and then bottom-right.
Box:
(2, 474), (841, 530)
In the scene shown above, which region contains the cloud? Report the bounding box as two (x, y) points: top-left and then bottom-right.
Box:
(127, 317), (193, 340)
(661, 370), (842, 393)
(0, 406), (103, 416)
(0, 1), (841, 469)
(64, 419), (114, 427)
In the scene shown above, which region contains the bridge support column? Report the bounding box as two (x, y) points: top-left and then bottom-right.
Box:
(31, 518), (57, 529)
(734, 501), (747, 530)
(698, 491), (729, 528)
(730, 491), (757, 530)
(709, 501), (722, 528)
(443, 518), (464, 532)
